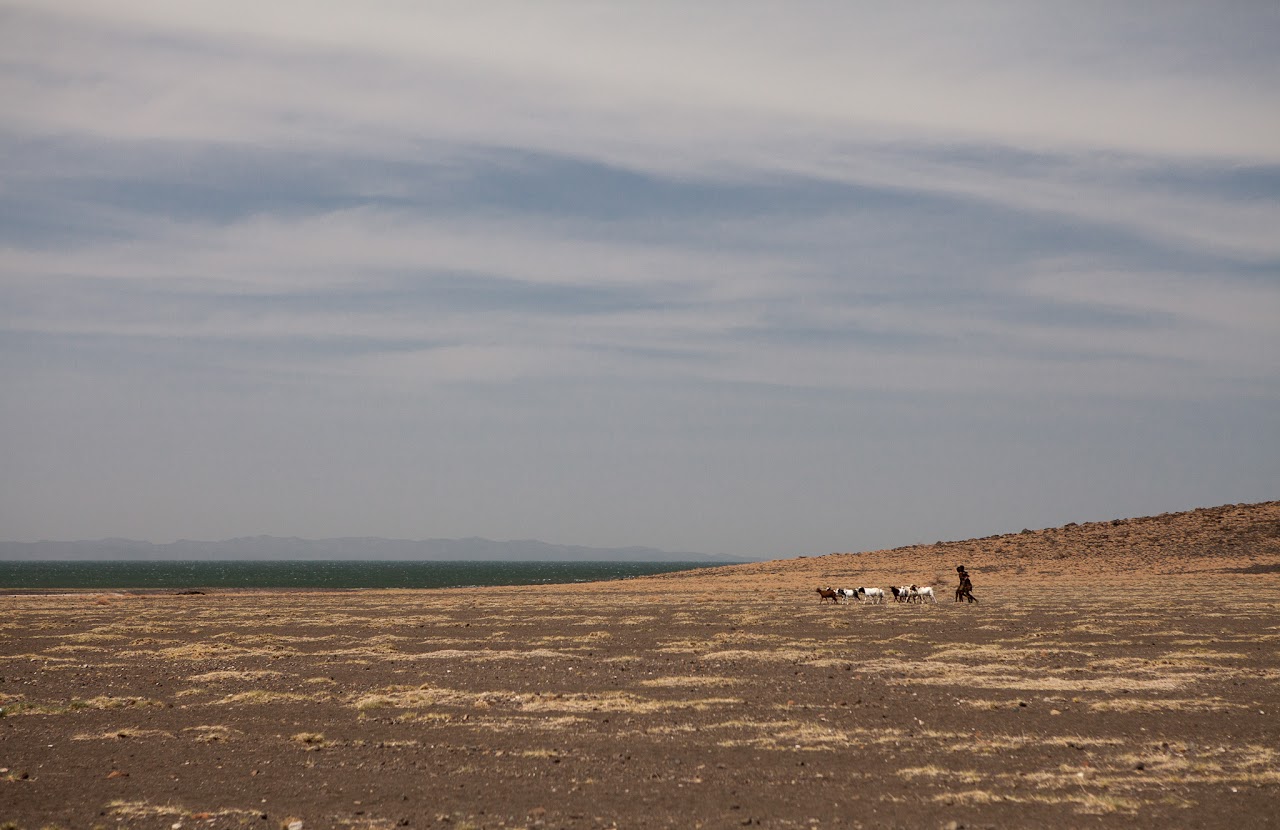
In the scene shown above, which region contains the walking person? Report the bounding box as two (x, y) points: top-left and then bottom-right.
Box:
(956, 565), (978, 603)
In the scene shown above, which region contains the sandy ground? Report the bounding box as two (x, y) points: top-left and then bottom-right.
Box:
(2, 502), (1278, 829)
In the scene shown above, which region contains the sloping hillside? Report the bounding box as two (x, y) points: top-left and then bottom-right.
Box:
(642, 501), (1280, 592)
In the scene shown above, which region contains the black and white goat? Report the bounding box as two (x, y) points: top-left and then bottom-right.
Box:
(855, 587), (886, 604)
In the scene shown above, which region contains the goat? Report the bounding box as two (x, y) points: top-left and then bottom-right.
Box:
(835, 588), (858, 603)
(816, 587), (841, 604)
(855, 587), (886, 604)
(910, 585), (937, 604)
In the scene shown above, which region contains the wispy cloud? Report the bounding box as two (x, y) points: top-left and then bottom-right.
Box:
(1, 2), (1277, 553)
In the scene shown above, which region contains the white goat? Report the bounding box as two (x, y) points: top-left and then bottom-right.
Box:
(856, 587), (886, 604)
(910, 585), (937, 604)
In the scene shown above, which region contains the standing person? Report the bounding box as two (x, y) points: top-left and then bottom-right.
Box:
(956, 565), (977, 603)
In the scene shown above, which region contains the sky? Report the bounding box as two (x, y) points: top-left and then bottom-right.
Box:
(2, 2), (1278, 559)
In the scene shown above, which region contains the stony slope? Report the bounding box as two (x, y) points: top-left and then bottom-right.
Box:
(640, 500), (1280, 592)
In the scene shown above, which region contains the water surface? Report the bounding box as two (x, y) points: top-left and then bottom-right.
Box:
(0, 560), (719, 590)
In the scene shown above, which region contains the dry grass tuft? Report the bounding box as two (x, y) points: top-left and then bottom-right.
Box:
(291, 731), (327, 749)
(212, 690), (328, 706)
(183, 725), (240, 743)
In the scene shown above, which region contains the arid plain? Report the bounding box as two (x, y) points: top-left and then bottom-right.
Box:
(2, 502), (1278, 829)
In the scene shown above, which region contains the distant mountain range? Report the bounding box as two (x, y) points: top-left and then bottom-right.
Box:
(0, 536), (745, 563)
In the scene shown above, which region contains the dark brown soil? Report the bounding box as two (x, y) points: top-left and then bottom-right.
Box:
(2, 502), (1278, 829)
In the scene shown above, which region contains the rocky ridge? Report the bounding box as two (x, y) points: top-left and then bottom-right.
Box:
(644, 500), (1280, 591)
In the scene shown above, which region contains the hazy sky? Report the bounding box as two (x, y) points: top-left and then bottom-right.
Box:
(2, 2), (1278, 558)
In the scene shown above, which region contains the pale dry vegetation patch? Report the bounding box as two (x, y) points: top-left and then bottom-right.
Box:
(41, 644), (111, 654)
(1090, 696), (1248, 713)
(958, 697), (1018, 710)
(929, 644), (1096, 662)
(1108, 743), (1280, 786)
(211, 631), (342, 647)
(326, 643), (408, 660)
(212, 690), (330, 706)
(714, 722), (971, 752)
(73, 727), (173, 741)
(187, 669), (284, 683)
(700, 648), (824, 663)
(388, 711), (457, 724)
(59, 631), (126, 643)
(705, 718), (795, 731)
(0, 695), (163, 716)
(654, 640), (705, 654)
(132, 642), (297, 661)
(127, 637), (181, 647)
(610, 615), (658, 626)
(107, 799), (259, 822)
(522, 614), (612, 626)
(183, 724), (241, 742)
(332, 816), (402, 830)
(523, 634), (612, 647)
(638, 675), (743, 688)
(931, 789), (1141, 814)
(710, 630), (787, 646)
(867, 657), (1201, 693)
(291, 731), (327, 749)
(85, 622), (178, 637)
(0, 654), (77, 666)
(353, 684), (740, 716)
(493, 689), (744, 715)
(1160, 649), (1251, 661)
(1067, 793), (1144, 815)
(898, 766), (985, 784)
(398, 647), (582, 662)
(510, 748), (565, 758)
(1037, 735), (1127, 748)
(463, 714), (589, 733)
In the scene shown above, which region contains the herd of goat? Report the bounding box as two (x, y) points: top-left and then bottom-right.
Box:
(816, 585), (936, 604)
